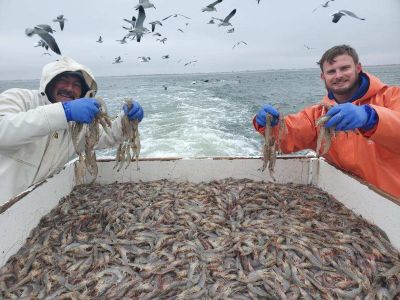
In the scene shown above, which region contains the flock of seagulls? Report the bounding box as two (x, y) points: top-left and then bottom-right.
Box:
(24, 0), (367, 65)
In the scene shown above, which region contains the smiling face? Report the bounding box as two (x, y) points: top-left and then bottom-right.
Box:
(49, 74), (83, 102)
(320, 54), (362, 103)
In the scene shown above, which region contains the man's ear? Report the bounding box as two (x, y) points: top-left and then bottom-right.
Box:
(356, 62), (362, 74)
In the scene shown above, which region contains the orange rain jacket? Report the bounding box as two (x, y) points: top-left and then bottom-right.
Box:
(253, 73), (400, 199)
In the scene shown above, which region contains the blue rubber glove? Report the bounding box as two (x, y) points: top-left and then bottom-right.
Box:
(255, 104), (280, 127)
(324, 103), (377, 131)
(62, 98), (100, 123)
(123, 101), (144, 122)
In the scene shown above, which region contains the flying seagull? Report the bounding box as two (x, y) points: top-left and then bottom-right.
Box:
(34, 39), (49, 50)
(117, 37), (128, 44)
(161, 54), (170, 59)
(134, 0), (155, 9)
(129, 5), (149, 42)
(53, 15), (67, 31)
(331, 10), (365, 23)
(96, 36), (103, 43)
(149, 20), (162, 32)
(232, 41), (247, 49)
(184, 60), (198, 66)
(162, 14), (191, 21)
(212, 9), (236, 26)
(312, 0), (334, 13)
(113, 56), (123, 64)
(202, 0), (223, 12)
(123, 16), (137, 27)
(226, 28), (234, 33)
(25, 25), (61, 55)
(157, 37), (167, 44)
(304, 44), (313, 50)
(138, 56), (151, 62)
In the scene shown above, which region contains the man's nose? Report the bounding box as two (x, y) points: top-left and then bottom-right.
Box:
(334, 70), (344, 77)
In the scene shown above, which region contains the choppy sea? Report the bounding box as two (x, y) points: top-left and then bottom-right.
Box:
(1, 65), (399, 158)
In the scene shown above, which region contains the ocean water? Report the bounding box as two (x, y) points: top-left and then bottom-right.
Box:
(1, 65), (399, 158)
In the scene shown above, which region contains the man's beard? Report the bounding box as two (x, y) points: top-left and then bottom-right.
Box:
(325, 72), (359, 96)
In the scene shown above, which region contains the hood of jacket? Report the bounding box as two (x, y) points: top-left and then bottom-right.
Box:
(39, 56), (98, 98)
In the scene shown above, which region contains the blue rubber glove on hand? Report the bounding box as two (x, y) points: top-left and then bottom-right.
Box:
(62, 98), (100, 123)
(324, 103), (377, 131)
(123, 101), (144, 122)
(255, 104), (280, 127)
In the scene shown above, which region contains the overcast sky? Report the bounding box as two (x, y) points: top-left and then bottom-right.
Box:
(0, 0), (399, 80)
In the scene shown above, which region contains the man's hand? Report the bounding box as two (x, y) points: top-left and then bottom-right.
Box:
(255, 104), (280, 127)
(123, 101), (144, 122)
(324, 103), (377, 131)
(62, 98), (100, 123)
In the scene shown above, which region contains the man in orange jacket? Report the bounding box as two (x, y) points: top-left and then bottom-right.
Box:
(253, 45), (400, 199)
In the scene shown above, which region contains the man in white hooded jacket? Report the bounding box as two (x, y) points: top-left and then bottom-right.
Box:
(0, 57), (144, 205)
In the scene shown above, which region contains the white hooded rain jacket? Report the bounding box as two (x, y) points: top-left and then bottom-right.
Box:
(0, 57), (125, 205)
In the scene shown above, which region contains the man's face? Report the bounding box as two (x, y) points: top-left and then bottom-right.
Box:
(50, 74), (83, 102)
(320, 54), (362, 103)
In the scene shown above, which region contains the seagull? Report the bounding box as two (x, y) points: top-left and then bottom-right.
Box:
(96, 36), (103, 43)
(226, 28), (234, 33)
(42, 52), (51, 56)
(25, 25), (61, 55)
(113, 56), (123, 64)
(207, 19), (215, 24)
(161, 54), (170, 59)
(212, 9), (236, 26)
(149, 20), (162, 32)
(331, 10), (365, 23)
(157, 37), (167, 44)
(138, 56), (151, 62)
(134, 0), (155, 9)
(34, 39), (49, 50)
(184, 60), (198, 66)
(122, 25), (133, 31)
(129, 5), (149, 42)
(162, 14), (191, 21)
(116, 36), (128, 44)
(153, 32), (162, 36)
(123, 16), (137, 27)
(177, 28), (184, 33)
(232, 41), (247, 49)
(202, 0), (223, 12)
(53, 15), (67, 31)
(312, 0), (333, 13)
(304, 44), (313, 50)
